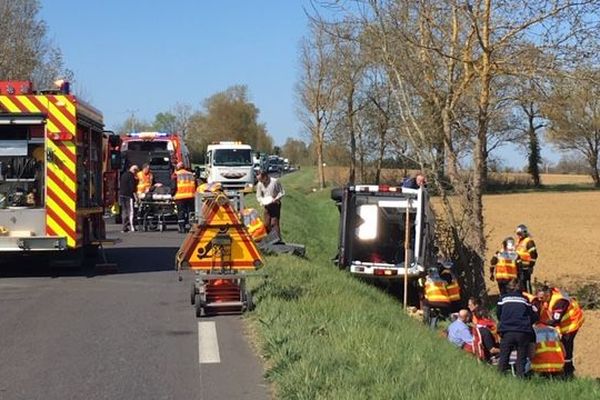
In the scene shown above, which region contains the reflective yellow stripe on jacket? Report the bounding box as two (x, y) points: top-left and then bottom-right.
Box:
(425, 277), (451, 305)
(549, 289), (584, 335)
(531, 325), (564, 373)
(174, 170), (195, 200)
(516, 237), (535, 265)
(446, 281), (461, 302)
(136, 171), (153, 193)
(495, 251), (518, 281)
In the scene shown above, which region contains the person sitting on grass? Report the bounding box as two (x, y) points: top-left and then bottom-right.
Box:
(447, 309), (473, 352)
(468, 297), (483, 324)
(472, 308), (501, 363)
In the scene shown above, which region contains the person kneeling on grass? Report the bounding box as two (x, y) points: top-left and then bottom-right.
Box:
(447, 309), (473, 352)
(472, 308), (501, 364)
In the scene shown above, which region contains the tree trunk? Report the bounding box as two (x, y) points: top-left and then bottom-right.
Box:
(349, 133), (356, 184)
(375, 131), (386, 184)
(526, 103), (541, 187)
(468, 0), (491, 299)
(317, 141), (325, 190)
(590, 152), (600, 187)
(441, 108), (458, 184)
(315, 119), (325, 190)
(348, 91), (356, 184)
(359, 150), (365, 182)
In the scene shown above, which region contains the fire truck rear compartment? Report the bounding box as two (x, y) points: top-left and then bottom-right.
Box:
(0, 120), (58, 250)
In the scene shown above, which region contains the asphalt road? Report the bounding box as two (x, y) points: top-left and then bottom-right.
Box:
(0, 224), (269, 400)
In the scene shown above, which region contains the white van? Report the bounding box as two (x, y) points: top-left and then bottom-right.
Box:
(205, 142), (255, 191)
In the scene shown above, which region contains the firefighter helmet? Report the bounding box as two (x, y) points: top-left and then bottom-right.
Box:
(515, 224), (528, 237)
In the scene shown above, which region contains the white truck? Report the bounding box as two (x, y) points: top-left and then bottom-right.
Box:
(205, 141), (255, 191)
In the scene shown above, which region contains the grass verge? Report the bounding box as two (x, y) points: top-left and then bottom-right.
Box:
(248, 169), (600, 399)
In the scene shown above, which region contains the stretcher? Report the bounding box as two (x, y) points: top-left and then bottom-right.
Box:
(175, 191), (264, 317)
(136, 192), (177, 232)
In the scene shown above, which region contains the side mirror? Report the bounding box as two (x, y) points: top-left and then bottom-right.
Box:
(110, 151), (122, 170)
(108, 134), (121, 147)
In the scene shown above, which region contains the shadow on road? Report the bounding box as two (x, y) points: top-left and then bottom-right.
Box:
(0, 246), (179, 278)
(105, 246), (179, 274)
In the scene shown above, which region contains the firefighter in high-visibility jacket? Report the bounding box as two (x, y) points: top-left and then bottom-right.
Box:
(136, 163), (154, 197)
(172, 162), (196, 233)
(531, 323), (565, 376)
(490, 237), (519, 295)
(538, 286), (584, 378)
(515, 224), (538, 293)
(242, 208), (268, 242)
(440, 261), (461, 311)
(420, 267), (451, 329)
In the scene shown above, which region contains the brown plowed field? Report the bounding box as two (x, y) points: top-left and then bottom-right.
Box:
(484, 191), (600, 378)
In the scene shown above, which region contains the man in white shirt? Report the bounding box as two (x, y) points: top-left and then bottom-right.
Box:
(256, 170), (285, 240)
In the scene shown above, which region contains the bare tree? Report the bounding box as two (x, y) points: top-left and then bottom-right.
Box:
(513, 78), (547, 187)
(363, 67), (395, 183)
(0, 0), (71, 88)
(297, 23), (338, 190)
(328, 22), (367, 184)
(545, 69), (600, 186)
(172, 103), (193, 139)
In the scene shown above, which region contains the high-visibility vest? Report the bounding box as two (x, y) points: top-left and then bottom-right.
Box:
(136, 171), (153, 194)
(516, 237), (536, 267)
(495, 251), (518, 281)
(174, 169), (196, 200)
(531, 325), (565, 373)
(523, 292), (552, 322)
(425, 275), (451, 307)
(241, 208), (267, 242)
(441, 270), (461, 302)
(247, 217), (267, 241)
(548, 288), (584, 335)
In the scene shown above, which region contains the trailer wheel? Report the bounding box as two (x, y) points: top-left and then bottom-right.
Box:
(195, 294), (205, 317)
(190, 283), (197, 305)
(147, 217), (159, 232)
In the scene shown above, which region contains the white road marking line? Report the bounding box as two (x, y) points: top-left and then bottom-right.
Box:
(198, 321), (221, 364)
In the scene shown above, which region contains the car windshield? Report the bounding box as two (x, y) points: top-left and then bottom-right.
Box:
(127, 141), (168, 152)
(213, 149), (252, 166)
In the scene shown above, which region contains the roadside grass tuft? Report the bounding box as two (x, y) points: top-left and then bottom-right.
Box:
(248, 169), (600, 399)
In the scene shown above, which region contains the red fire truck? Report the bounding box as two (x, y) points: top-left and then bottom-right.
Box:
(103, 131), (122, 218)
(0, 80), (109, 264)
(120, 132), (191, 187)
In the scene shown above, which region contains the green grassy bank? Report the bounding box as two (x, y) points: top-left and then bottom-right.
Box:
(248, 169), (600, 399)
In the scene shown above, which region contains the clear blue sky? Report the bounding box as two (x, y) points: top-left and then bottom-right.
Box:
(39, 1), (557, 168)
(40, 0), (311, 146)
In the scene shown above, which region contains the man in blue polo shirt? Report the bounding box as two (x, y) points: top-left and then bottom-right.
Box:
(448, 309), (473, 352)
